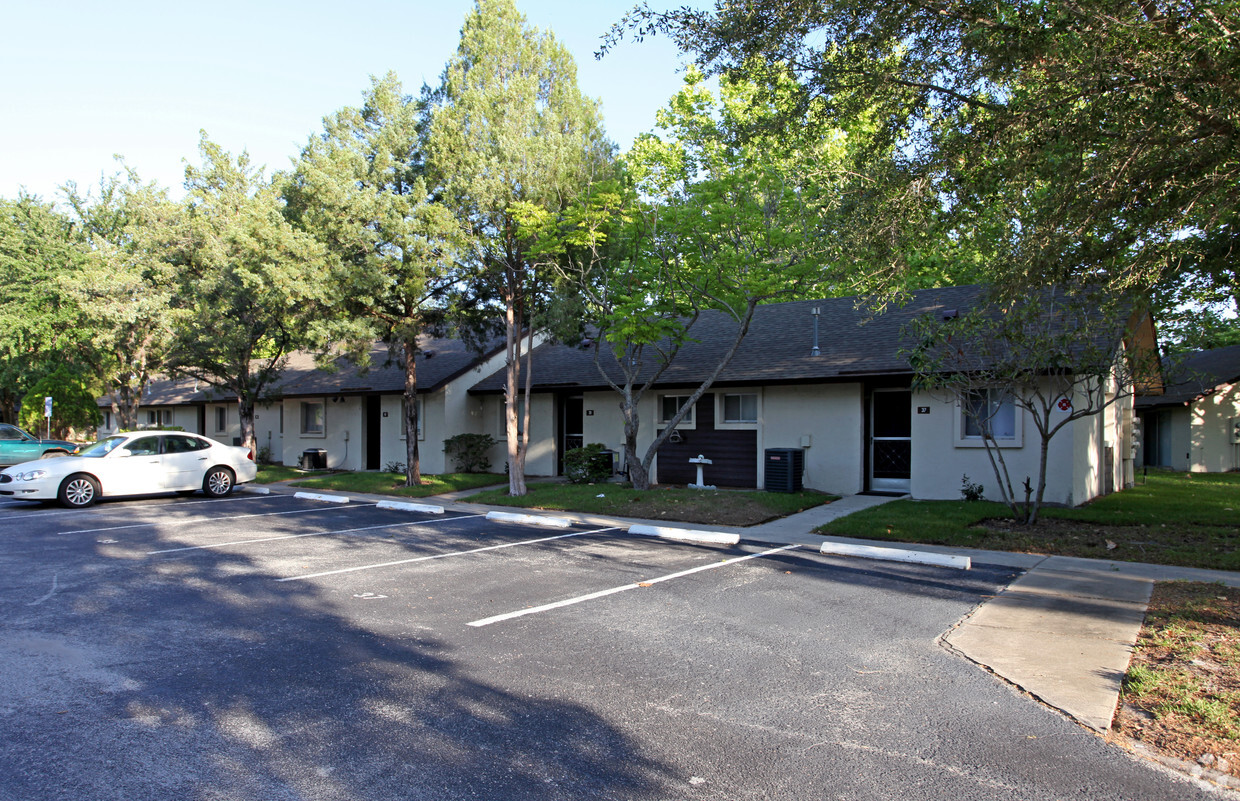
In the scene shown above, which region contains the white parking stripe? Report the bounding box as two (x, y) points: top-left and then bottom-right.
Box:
(67, 502), (375, 535)
(467, 544), (801, 628)
(277, 526), (622, 582)
(148, 513), (487, 554)
(0, 493), (268, 523)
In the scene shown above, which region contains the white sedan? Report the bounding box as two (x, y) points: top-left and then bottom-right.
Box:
(0, 431), (258, 508)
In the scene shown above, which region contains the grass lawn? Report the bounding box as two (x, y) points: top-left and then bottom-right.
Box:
(254, 464), (308, 483)
(819, 470), (1240, 571)
(259, 468), (505, 498)
(468, 482), (836, 527)
(1115, 581), (1240, 781)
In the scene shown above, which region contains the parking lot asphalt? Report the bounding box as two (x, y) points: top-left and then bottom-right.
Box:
(0, 491), (1225, 800)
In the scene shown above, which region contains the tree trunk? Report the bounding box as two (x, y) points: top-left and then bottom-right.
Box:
(505, 295), (527, 496)
(622, 401), (649, 490)
(403, 338), (422, 486)
(237, 398), (256, 457)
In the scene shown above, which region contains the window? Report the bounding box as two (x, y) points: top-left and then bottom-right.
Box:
(214, 407), (228, 433)
(722, 393), (758, 423)
(147, 409), (173, 427)
(498, 396), (526, 436)
(165, 435), (208, 453)
(126, 436), (162, 456)
(659, 395), (693, 424)
(399, 397), (425, 440)
(103, 411), (112, 430)
(961, 389), (1017, 441)
(300, 400), (325, 437)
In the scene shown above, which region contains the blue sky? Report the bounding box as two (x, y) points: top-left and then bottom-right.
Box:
(2, 0), (700, 202)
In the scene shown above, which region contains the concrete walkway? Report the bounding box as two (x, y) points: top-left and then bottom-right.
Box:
(267, 482), (1240, 737)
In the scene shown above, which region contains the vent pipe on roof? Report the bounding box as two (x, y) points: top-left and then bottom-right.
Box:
(810, 306), (821, 357)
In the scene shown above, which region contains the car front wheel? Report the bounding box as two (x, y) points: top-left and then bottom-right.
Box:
(203, 467), (235, 498)
(59, 474), (100, 508)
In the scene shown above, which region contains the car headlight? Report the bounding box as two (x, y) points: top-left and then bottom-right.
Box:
(14, 469), (49, 481)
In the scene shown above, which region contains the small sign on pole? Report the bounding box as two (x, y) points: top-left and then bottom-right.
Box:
(44, 396), (53, 439)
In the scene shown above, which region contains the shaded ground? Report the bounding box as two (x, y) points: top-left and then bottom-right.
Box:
(974, 518), (1240, 570)
(468, 482), (834, 526)
(1114, 581), (1240, 782)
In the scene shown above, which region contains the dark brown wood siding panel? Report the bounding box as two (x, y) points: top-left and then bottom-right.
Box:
(655, 394), (758, 487)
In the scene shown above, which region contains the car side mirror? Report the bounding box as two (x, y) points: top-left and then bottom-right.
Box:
(115, 448), (133, 458)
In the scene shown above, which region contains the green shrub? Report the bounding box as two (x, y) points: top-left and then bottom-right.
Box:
(563, 443), (613, 484)
(960, 474), (986, 502)
(443, 433), (497, 473)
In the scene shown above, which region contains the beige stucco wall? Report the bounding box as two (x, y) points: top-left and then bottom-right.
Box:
(281, 396), (362, 470)
(1190, 383), (1240, 472)
(759, 384), (864, 495)
(477, 392), (557, 477)
(252, 402), (283, 461)
(504, 384), (862, 493)
(911, 384), (1089, 506)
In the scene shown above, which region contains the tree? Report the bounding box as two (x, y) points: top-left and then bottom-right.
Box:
(63, 167), (177, 432)
(906, 285), (1157, 524)
(523, 66), (847, 489)
(19, 366), (102, 439)
(285, 73), (468, 486)
(0, 194), (90, 424)
(608, 0), (1240, 309)
(1151, 217), (1240, 351)
(162, 135), (327, 455)
(424, 0), (613, 495)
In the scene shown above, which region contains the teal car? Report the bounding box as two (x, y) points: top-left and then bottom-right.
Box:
(0, 423), (76, 467)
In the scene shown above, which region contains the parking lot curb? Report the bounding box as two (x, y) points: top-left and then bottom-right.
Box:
(819, 541), (972, 570)
(294, 491), (350, 504)
(629, 524), (742, 546)
(485, 510), (572, 528)
(377, 500), (445, 515)
(242, 485), (271, 495)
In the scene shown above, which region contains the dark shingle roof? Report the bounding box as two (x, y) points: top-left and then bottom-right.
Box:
(99, 334), (504, 408)
(1136, 344), (1240, 408)
(278, 335), (504, 398)
(469, 285), (992, 393)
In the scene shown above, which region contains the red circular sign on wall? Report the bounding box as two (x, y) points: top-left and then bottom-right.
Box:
(1057, 397), (1072, 411)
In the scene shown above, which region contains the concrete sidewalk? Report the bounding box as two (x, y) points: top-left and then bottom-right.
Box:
(271, 482), (1240, 737)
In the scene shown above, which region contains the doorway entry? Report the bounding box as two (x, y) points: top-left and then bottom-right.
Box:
(557, 395), (584, 475)
(869, 389), (911, 493)
(365, 395), (381, 470)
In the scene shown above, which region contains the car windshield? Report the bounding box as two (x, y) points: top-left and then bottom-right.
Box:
(77, 436), (129, 458)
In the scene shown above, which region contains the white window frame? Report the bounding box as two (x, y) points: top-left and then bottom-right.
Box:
(213, 406), (228, 434)
(657, 394), (696, 429)
(300, 400), (326, 438)
(717, 392), (760, 428)
(146, 409), (174, 427)
(955, 388), (1023, 448)
(399, 397), (425, 441)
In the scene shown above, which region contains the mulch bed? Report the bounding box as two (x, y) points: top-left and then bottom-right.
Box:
(1111, 582), (1240, 781)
